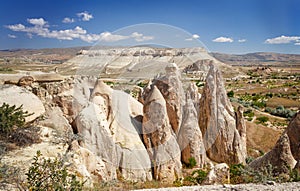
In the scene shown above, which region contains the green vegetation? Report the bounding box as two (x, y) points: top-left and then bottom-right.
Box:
(243, 109), (255, 121)
(265, 106), (296, 119)
(184, 169), (208, 185)
(0, 103), (32, 136)
(26, 151), (85, 191)
(227, 90), (234, 98)
(256, 116), (269, 125)
(186, 157), (197, 168)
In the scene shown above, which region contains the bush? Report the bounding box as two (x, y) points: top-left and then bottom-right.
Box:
(25, 151), (85, 191)
(256, 116), (269, 124)
(185, 169), (208, 185)
(227, 90), (234, 98)
(0, 103), (32, 136)
(186, 157), (197, 168)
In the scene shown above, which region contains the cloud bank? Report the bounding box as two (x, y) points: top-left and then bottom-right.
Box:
(265, 35), (300, 45)
(6, 18), (154, 43)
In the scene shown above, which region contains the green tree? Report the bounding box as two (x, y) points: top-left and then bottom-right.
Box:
(0, 103), (32, 136)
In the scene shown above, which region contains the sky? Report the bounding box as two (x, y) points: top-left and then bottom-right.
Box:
(0, 0), (299, 54)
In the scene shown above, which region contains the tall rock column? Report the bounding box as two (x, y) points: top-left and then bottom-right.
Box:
(199, 63), (246, 164)
(152, 63), (184, 135)
(143, 85), (182, 182)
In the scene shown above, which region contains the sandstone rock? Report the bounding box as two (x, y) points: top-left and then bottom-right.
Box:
(235, 106), (247, 163)
(18, 76), (34, 86)
(75, 103), (118, 181)
(143, 85), (182, 182)
(204, 163), (230, 185)
(152, 63), (184, 135)
(186, 82), (201, 115)
(177, 94), (207, 168)
(0, 84), (45, 122)
(249, 133), (297, 174)
(90, 80), (152, 182)
(199, 64), (246, 164)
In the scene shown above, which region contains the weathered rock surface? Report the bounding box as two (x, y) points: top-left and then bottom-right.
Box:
(143, 85), (182, 182)
(0, 84), (45, 122)
(152, 63), (184, 135)
(249, 111), (300, 173)
(249, 133), (297, 174)
(198, 64), (246, 164)
(286, 111), (300, 161)
(204, 163), (230, 185)
(18, 76), (34, 86)
(75, 103), (118, 181)
(177, 94), (207, 168)
(85, 80), (153, 182)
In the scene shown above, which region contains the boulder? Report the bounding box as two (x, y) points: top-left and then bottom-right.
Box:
(142, 85), (182, 182)
(199, 64), (246, 164)
(0, 84), (45, 122)
(18, 76), (34, 86)
(204, 163), (230, 185)
(152, 63), (184, 135)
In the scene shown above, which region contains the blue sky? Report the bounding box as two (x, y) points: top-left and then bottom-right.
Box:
(0, 0), (299, 54)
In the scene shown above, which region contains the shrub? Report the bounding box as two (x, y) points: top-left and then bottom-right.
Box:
(185, 169), (208, 185)
(0, 103), (32, 136)
(227, 90), (234, 98)
(25, 151), (85, 191)
(256, 116), (269, 124)
(187, 157), (197, 168)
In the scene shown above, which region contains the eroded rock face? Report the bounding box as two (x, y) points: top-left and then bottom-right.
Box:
(177, 94), (207, 168)
(249, 111), (300, 174)
(142, 85), (182, 182)
(204, 163), (230, 185)
(249, 133), (297, 174)
(18, 76), (34, 86)
(89, 80), (153, 182)
(286, 112), (300, 161)
(199, 64), (246, 164)
(0, 84), (45, 122)
(152, 63), (184, 135)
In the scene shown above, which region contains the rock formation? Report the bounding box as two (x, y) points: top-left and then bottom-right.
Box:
(0, 84), (45, 122)
(18, 76), (34, 86)
(152, 63), (184, 135)
(249, 111), (300, 174)
(142, 85), (182, 182)
(177, 93), (207, 168)
(249, 133), (297, 174)
(198, 64), (246, 164)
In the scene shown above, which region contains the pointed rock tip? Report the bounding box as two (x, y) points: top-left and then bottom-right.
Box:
(147, 85), (165, 104)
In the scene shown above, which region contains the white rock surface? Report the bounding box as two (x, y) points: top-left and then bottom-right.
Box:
(0, 84), (45, 122)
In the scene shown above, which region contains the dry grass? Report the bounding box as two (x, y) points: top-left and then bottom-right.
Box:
(267, 97), (300, 108)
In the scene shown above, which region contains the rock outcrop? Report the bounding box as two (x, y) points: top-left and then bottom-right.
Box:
(142, 85), (182, 182)
(18, 76), (34, 86)
(249, 133), (297, 174)
(198, 64), (246, 164)
(0, 84), (45, 122)
(152, 63), (184, 135)
(249, 111), (300, 174)
(204, 163), (230, 185)
(177, 93), (207, 168)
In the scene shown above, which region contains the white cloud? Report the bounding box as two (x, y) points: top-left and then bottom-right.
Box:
(77, 11), (93, 21)
(6, 18), (154, 43)
(185, 34), (200, 41)
(27, 18), (47, 26)
(6, 24), (26, 31)
(238, 39), (246, 43)
(265, 35), (300, 44)
(213, 36), (233, 43)
(8, 34), (17, 38)
(295, 43), (300, 46)
(62, 17), (75, 23)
